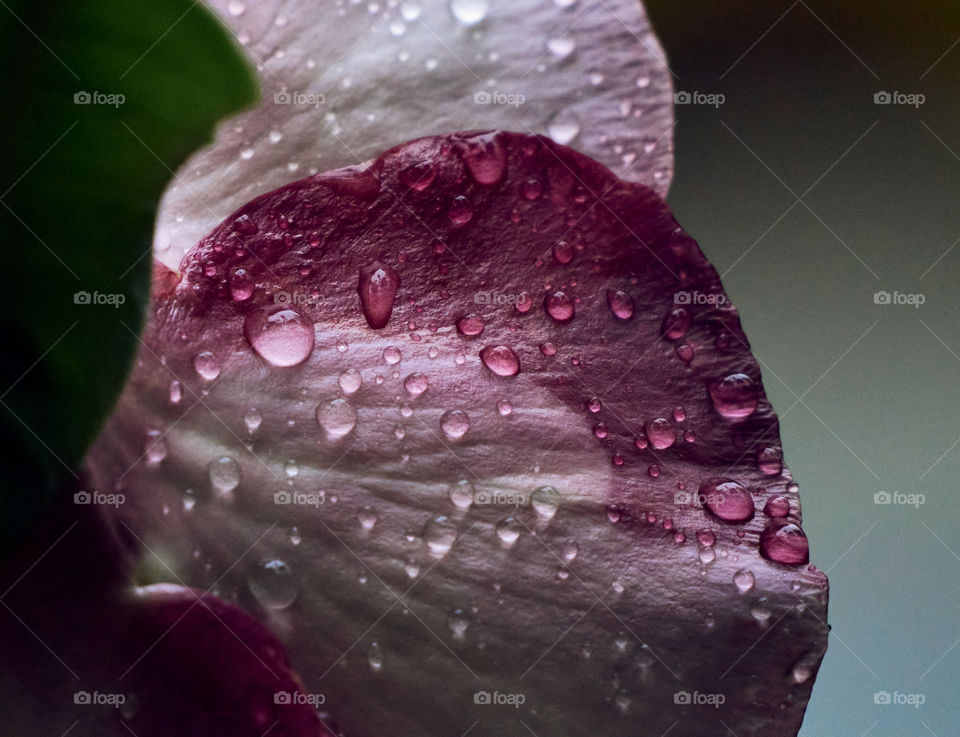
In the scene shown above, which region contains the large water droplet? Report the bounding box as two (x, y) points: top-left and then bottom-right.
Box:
(244, 306), (314, 367)
(456, 313), (485, 336)
(440, 409), (470, 439)
(645, 418), (676, 450)
(338, 368), (363, 395)
(733, 569), (755, 593)
(708, 373), (759, 419)
(449, 0), (488, 25)
(357, 262), (400, 329)
(763, 495), (791, 518)
(480, 345), (520, 376)
(403, 372), (430, 397)
(208, 456), (240, 496)
(456, 133), (507, 186)
(382, 346), (402, 364)
(759, 521), (809, 565)
(757, 447), (783, 475)
(316, 398), (357, 438)
(193, 351), (221, 381)
(449, 479), (475, 509)
(496, 516), (522, 546)
(247, 559), (297, 609)
(699, 478), (755, 522)
(544, 291), (574, 322)
(229, 268), (254, 301)
(424, 515), (458, 555)
(607, 290), (635, 320)
(531, 486), (560, 519)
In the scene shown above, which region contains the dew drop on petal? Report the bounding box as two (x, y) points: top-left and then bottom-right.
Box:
(403, 372), (430, 397)
(193, 351), (220, 381)
(440, 409), (470, 439)
(316, 398), (357, 437)
(229, 268), (254, 301)
(449, 0), (488, 26)
(357, 262), (400, 329)
(607, 289), (635, 319)
(338, 368), (363, 395)
(733, 569), (755, 593)
(699, 478), (755, 522)
(244, 307), (314, 367)
(708, 373), (759, 419)
(456, 313), (485, 336)
(480, 345), (520, 376)
(247, 559), (297, 610)
(424, 515), (458, 555)
(759, 521), (809, 565)
(208, 456), (240, 495)
(544, 291), (574, 322)
(449, 479), (475, 509)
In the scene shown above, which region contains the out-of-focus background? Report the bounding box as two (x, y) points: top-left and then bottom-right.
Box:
(644, 2), (960, 734)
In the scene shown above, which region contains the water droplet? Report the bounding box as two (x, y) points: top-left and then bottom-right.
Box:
(357, 262), (400, 329)
(552, 240), (575, 264)
(696, 529), (716, 547)
(759, 521), (809, 565)
(763, 495), (791, 518)
(708, 373), (759, 419)
(547, 37), (576, 59)
(284, 459), (299, 479)
(193, 351), (220, 381)
(232, 213), (258, 235)
(229, 268), (254, 301)
(733, 569), (755, 593)
(547, 109), (581, 145)
(456, 132), (507, 186)
(388, 17), (406, 35)
(289, 526), (301, 546)
(404, 558), (421, 578)
(539, 342), (557, 356)
(382, 346), (402, 364)
(480, 345), (520, 376)
(544, 291), (574, 322)
(447, 607), (471, 638)
(456, 313), (485, 336)
(399, 160), (436, 190)
(607, 290), (635, 319)
(424, 515), (458, 555)
(562, 540), (579, 562)
(244, 306), (314, 367)
(675, 343), (694, 362)
(227, 0), (246, 16)
(357, 505), (379, 531)
(531, 486), (560, 518)
(316, 398), (357, 438)
(338, 368), (363, 395)
(698, 546), (716, 565)
(367, 641), (384, 672)
(497, 399), (513, 416)
(449, 479), (475, 509)
(495, 516), (522, 546)
(751, 601), (773, 623)
(168, 380), (182, 404)
(757, 447), (783, 475)
(661, 306), (692, 340)
(144, 430), (166, 466)
(440, 409), (470, 439)
(449, 0), (488, 26)
(403, 372), (429, 397)
(448, 195), (475, 226)
(521, 178), (542, 200)
(244, 407), (262, 433)
(645, 418), (676, 450)
(400, 0), (422, 20)
(182, 490), (196, 512)
(209, 456), (240, 496)
(699, 478), (755, 522)
(247, 559), (297, 609)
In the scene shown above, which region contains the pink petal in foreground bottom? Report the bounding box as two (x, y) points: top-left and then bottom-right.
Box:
(88, 131), (829, 737)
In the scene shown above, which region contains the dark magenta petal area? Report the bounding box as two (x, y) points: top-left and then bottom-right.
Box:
(85, 131), (829, 737)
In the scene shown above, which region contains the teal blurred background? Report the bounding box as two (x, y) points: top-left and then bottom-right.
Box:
(645, 2), (960, 734)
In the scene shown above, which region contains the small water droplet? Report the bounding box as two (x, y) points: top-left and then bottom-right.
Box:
(661, 306), (692, 340)
(521, 178), (542, 200)
(448, 195), (475, 226)
(456, 313), (485, 336)
(424, 515), (458, 555)
(700, 478), (755, 522)
(229, 268), (254, 301)
(367, 641), (384, 672)
(382, 346), (402, 364)
(696, 529), (716, 547)
(539, 342), (557, 356)
(607, 290), (635, 319)
(449, 479), (475, 509)
(763, 495), (791, 518)
(404, 558), (421, 578)
(209, 456), (240, 496)
(244, 407), (262, 433)
(757, 447), (783, 475)
(562, 540), (579, 562)
(399, 160), (436, 190)
(552, 240), (575, 264)
(244, 306), (314, 367)
(440, 409), (470, 439)
(338, 368), (363, 395)
(144, 430), (166, 466)
(316, 398), (357, 438)
(547, 37), (576, 59)
(544, 291), (574, 322)
(193, 351), (220, 381)
(447, 607), (471, 638)
(289, 526), (301, 546)
(497, 399), (513, 416)
(547, 109), (581, 145)
(358, 262), (400, 329)
(645, 418), (676, 450)
(247, 559), (297, 609)
(495, 516), (522, 546)
(531, 486), (560, 518)
(403, 372), (430, 397)
(357, 505), (379, 531)
(733, 569), (755, 593)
